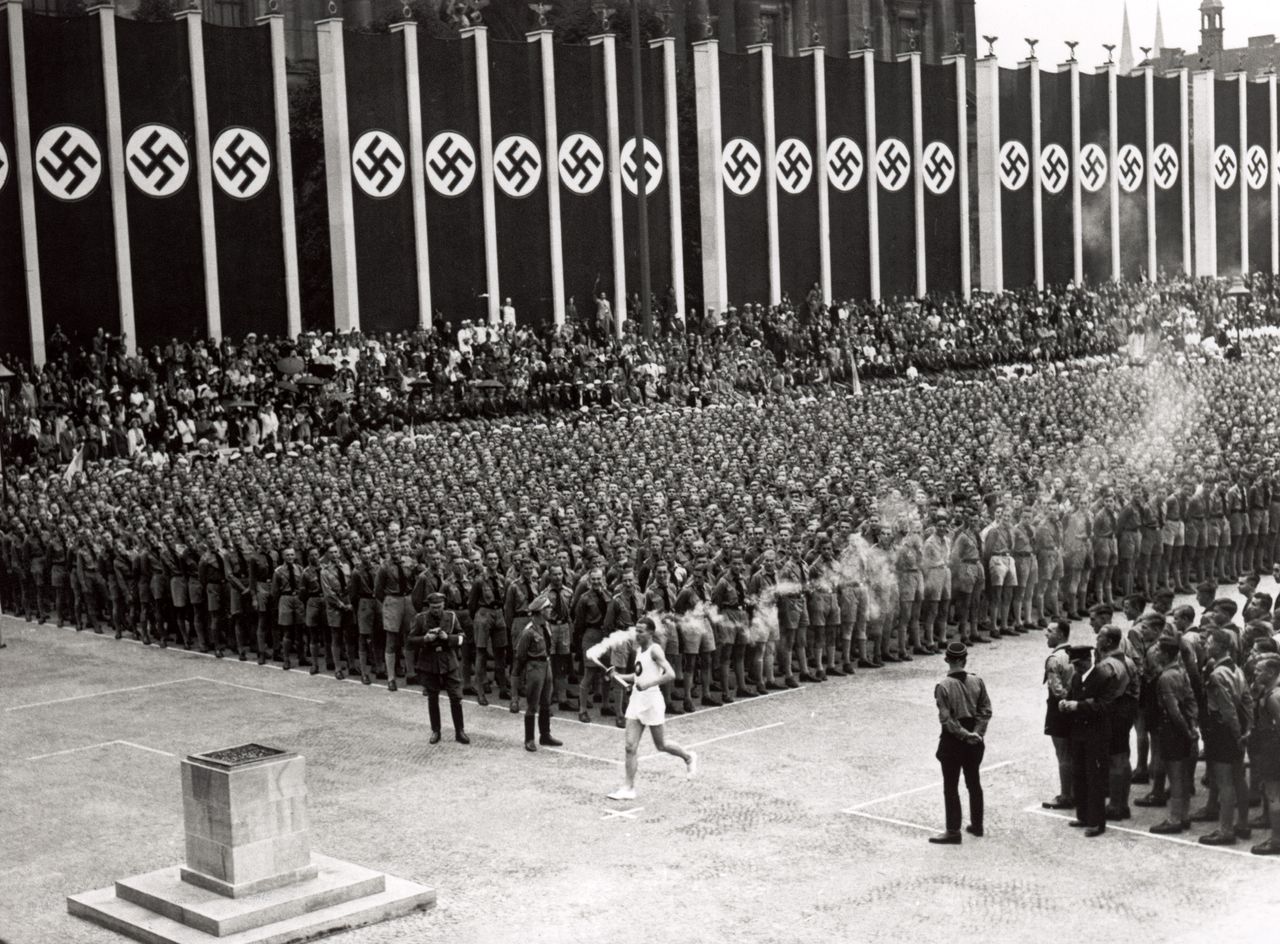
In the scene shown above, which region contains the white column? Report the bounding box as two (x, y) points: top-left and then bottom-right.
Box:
(1143, 65), (1157, 280)
(1106, 62), (1120, 281)
(975, 54), (1001, 293)
(654, 36), (684, 322)
(1067, 58), (1082, 286)
(1026, 56), (1043, 291)
(693, 39), (726, 319)
(1235, 71), (1248, 275)
(462, 25), (500, 325)
(5, 0), (43, 364)
(393, 20), (431, 329)
(92, 4), (135, 354)
(804, 44), (831, 304)
(1178, 68), (1191, 276)
(1191, 68), (1216, 278)
(944, 52), (970, 300)
(1271, 73), (1278, 276)
(898, 51), (925, 298)
(749, 42), (780, 306)
(861, 49), (880, 302)
(180, 10), (221, 342)
(316, 17), (358, 330)
(593, 32), (626, 336)
(259, 12), (301, 338)
(531, 30), (564, 325)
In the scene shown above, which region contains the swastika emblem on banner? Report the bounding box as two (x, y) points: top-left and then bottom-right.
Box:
(921, 141), (955, 195)
(352, 130), (406, 198)
(875, 138), (910, 192)
(212, 127), (271, 200)
(35, 125), (102, 201)
(621, 137), (663, 196)
(1213, 144), (1237, 190)
(1040, 143), (1068, 194)
(0, 141), (8, 193)
(775, 138), (812, 194)
(494, 134), (542, 198)
(1079, 143), (1108, 193)
(722, 138), (761, 195)
(1152, 143), (1179, 190)
(425, 131), (476, 197)
(999, 140), (1029, 190)
(125, 124), (189, 198)
(1117, 144), (1144, 193)
(825, 137), (863, 191)
(1245, 144), (1268, 191)
(558, 132), (603, 195)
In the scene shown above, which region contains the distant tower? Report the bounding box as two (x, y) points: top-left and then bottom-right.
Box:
(1200, 0), (1225, 59)
(1119, 1), (1135, 74)
(1154, 1), (1166, 52)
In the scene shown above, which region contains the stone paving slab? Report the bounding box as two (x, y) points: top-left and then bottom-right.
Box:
(2, 582), (1279, 944)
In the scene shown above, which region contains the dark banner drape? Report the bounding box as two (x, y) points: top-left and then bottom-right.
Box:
(489, 38), (551, 325)
(773, 54), (818, 305)
(1151, 74), (1182, 277)
(1116, 75), (1148, 281)
(1245, 80), (1271, 275)
(24, 12), (118, 345)
(999, 66), (1033, 289)
(203, 22), (285, 342)
(824, 55), (868, 301)
(719, 50), (766, 306)
(116, 17), (203, 348)
(420, 34), (485, 325)
(617, 43), (672, 309)
(345, 30), (415, 334)
(920, 62), (961, 297)
(1039, 68), (1072, 287)
(873, 58), (914, 300)
(1078, 70), (1110, 285)
(0, 14), (29, 360)
(1214, 79), (1241, 276)
(554, 42), (611, 318)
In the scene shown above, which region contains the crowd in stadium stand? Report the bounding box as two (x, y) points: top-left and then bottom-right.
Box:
(4, 272), (1280, 854)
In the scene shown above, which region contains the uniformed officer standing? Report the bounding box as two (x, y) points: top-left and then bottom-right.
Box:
(514, 593), (564, 752)
(405, 593), (470, 745)
(1061, 626), (1127, 837)
(929, 642), (993, 845)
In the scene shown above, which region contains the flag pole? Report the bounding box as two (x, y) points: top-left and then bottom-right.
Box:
(631, 0), (652, 339)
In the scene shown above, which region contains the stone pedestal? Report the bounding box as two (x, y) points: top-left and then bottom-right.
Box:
(68, 744), (435, 943)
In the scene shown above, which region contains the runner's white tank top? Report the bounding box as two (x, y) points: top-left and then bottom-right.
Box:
(629, 643), (665, 711)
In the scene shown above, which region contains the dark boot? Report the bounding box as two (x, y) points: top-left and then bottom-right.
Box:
(451, 700), (470, 744)
(538, 712), (562, 747)
(524, 715), (537, 752)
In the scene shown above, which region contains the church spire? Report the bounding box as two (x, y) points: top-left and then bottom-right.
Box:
(1119, 1), (1135, 74)
(1154, 1), (1166, 52)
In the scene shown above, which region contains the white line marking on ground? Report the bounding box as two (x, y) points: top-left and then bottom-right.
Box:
(192, 676), (325, 705)
(27, 739), (173, 761)
(663, 685), (806, 720)
(844, 809), (938, 834)
(541, 746), (623, 765)
(842, 759), (1018, 812)
(1024, 806), (1277, 861)
(686, 721), (784, 750)
(469, 698), (595, 726)
(602, 806), (644, 820)
(6, 678), (194, 712)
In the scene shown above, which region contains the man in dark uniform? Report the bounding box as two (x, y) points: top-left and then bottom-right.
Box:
(929, 642), (993, 845)
(513, 593), (564, 751)
(405, 593), (470, 744)
(574, 567), (613, 721)
(1061, 626), (1127, 837)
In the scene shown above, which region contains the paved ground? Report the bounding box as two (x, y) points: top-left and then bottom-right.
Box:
(2, 585), (1278, 944)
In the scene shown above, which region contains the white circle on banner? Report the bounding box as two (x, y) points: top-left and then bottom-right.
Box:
(1152, 143), (1179, 190)
(1079, 143), (1108, 193)
(211, 127), (271, 200)
(557, 132), (604, 195)
(1039, 143), (1069, 194)
(999, 140), (1029, 190)
(1213, 144), (1238, 190)
(494, 134), (542, 198)
(352, 130), (406, 198)
(722, 138), (762, 195)
(0, 140), (9, 193)
(921, 141), (955, 195)
(825, 137), (863, 191)
(1245, 144), (1268, 191)
(125, 124), (189, 197)
(875, 138), (910, 192)
(621, 137), (663, 196)
(35, 125), (103, 201)
(1116, 143), (1144, 193)
(775, 138), (813, 194)
(425, 131), (477, 197)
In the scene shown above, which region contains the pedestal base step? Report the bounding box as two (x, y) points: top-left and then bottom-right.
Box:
(68, 859), (434, 944)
